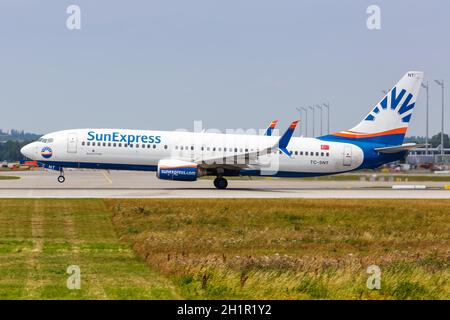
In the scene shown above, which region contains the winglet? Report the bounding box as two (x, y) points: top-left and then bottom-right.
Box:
(278, 120), (298, 156)
(264, 120), (279, 136)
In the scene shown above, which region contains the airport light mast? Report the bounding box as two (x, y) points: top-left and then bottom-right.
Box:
(300, 107), (308, 137)
(434, 80), (445, 156)
(323, 102), (330, 134)
(309, 106), (315, 137)
(421, 82), (430, 155)
(296, 107), (303, 136)
(315, 105), (323, 136)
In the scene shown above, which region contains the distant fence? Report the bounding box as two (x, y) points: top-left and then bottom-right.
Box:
(407, 154), (450, 165)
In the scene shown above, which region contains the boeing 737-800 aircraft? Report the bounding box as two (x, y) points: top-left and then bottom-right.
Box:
(21, 71), (424, 189)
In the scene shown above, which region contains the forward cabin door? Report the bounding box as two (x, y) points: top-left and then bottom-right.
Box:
(67, 133), (78, 153)
(343, 146), (352, 166)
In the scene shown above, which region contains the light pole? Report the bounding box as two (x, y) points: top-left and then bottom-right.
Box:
(295, 107), (303, 136)
(315, 105), (323, 136)
(309, 106), (315, 137)
(435, 80), (445, 156)
(323, 102), (330, 134)
(421, 82), (430, 155)
(300, 106), (308, 137)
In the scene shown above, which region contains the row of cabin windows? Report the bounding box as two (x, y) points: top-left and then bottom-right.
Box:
(290, 150), (330, 157)
(81, 141), (168, 149)
(81, 141), (330, 157)
(174, 145), (330, 157)
(175, 146), (253, 152)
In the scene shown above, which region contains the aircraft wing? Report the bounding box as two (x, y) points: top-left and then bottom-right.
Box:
(196, 120), (298, 169)
(374, 143), (427, 154)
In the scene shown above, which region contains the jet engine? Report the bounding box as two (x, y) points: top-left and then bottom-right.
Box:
(156, 159), (205, 181)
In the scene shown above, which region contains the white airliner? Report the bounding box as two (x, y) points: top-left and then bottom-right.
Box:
(21, 71), (424, 189)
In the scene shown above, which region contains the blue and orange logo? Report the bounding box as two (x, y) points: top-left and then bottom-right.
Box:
(41, 147), (53, 159)
(364, 87), (415, 123)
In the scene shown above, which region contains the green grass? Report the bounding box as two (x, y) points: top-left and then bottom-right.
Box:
(0, 175), (20, 180)
(108, 199), (450, 300)
(0, 199), (448, 299)
(0, 199), (180, 299)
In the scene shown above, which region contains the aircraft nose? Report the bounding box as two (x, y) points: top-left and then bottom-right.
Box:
(20, 143), (34, 159)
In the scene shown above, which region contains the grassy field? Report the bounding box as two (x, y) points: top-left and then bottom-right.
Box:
(108, 199), (450, 300)
(0, 199), (448, 299)
(0, 199), (180, 299)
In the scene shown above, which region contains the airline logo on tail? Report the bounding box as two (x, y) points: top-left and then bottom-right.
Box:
(320, 71), (424, 146)
(364, 86), (416, 123)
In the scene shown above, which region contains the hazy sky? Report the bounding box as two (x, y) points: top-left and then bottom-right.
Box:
(0, 0), (448, 136)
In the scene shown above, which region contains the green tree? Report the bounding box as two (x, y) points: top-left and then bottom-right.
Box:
(430, 133), (450, 148)
(0, 140), (32, 161)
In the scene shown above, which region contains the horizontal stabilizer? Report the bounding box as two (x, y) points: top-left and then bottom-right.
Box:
(374, 143), (426, 154)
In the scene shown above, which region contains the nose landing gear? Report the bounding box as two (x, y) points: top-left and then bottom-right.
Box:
(57, 167), (65, 183)
(213, 176), (228, 189)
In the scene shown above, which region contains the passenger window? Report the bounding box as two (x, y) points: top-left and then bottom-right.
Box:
(103, 142), (106, 147)
(108, 142), (111, 147)
(321, 152), (324, 156)
(207, 147), (210, 151)
(316, 152), (319, 156)
(234, 148), (238, 152)
(294, 151), (298, 155)
(153, 145), (156, 149)
(212, 147), (216, 152)
(191, 146), (194, 151)
(130, 144), (133, 148)
(305, 151), (309, 156)
(300, 151), (303, 155)
(164, 145), (168, 149)
(118, 143), (122, 147)
(136, 144), (139, 148)
(245, 148), (248, 152)
(326, 152), (329, 157)
(82, 141), (85, 146)
(113, 143), (117, 147)
(87, 142), (90, 146)
(124, 144), (128, 148)
(175, 146), (178, 150)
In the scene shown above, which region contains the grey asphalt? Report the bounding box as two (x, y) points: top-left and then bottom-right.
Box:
(0, 170), (449, 198)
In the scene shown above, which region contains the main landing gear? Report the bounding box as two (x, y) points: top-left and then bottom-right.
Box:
(57, 167), (65, 183)
(213, 176), (228, 189)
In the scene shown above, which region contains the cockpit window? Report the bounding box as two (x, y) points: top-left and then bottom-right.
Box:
(38, 137), (53, 143)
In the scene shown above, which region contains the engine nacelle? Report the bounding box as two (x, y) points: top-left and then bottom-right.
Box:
(157, 159), (201, 181)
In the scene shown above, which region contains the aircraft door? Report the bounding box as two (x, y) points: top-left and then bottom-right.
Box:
(343, 146), (352, 166)
(67, 133), (78, 153)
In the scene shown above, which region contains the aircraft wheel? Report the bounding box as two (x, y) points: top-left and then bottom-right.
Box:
(57, 175), (65, 183)
(213, 177), (228, 189)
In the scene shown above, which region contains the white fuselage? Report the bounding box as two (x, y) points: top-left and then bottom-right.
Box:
(21, 128), (364, 177)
